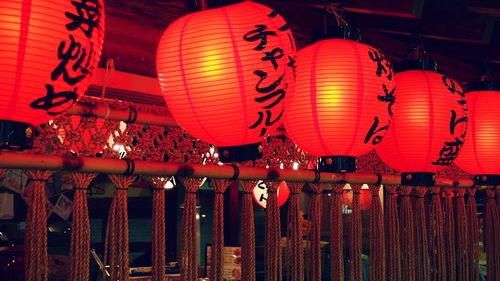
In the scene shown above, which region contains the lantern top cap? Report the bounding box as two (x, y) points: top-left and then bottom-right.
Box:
(311, 25), (361, 42)
(466, 80), (500, 92)
(394, 59), (438, 74)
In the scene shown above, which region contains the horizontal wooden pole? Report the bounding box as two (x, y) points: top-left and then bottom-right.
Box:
(66, 102), (286, 137)
(0, 151), (474, 189)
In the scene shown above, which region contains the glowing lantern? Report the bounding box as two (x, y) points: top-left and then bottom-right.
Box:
(156, 1), (295, 162)
(0, 0), (105, 146)
(376, 61), (468, 185)
(284, 39), (395, 172)
(342, 185), (372, 210)
(454, 82), (500, 185)
(252, 180), (290, 208)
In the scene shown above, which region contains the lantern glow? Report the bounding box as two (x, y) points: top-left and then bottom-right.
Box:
(376, 64), (468, 183)
(0, 0), (105, 125)
(284, 39), (395, 172)
(156, 1), (296, 160)
(455, 87), (500, 177)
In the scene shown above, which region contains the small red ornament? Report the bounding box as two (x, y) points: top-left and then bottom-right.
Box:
(0, 0), (105, 125)
(157, 1), (295, 151)
(252, 180), (290, 208)
(284, 39), (395, 171)
(376, 64), (468, 174)
(455, 88), (500, 175)
(342, 186), (372, 211)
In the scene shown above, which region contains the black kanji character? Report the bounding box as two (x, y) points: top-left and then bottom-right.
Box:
(52, 35), (93, 85)
(368, 48), (393, 80)
(450, 110), (468, 137)
(65, 0), (100, 38)
(431, 137), (464, 166)
(262, 48), (284, 70)
(377, 84), (396, 116)
(30, 84), (78, 115)
(364, 116), (389, 145)
(254, 70), (284, 93)
(243, 25), (277, 51)
(249, 109), (284, 137)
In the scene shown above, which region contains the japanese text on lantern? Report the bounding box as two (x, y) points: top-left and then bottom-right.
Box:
(30, 0), (100, 115)
(432, 77), (468, 166)
(364, 48), (395, 145)
(244, 11), (296, 137)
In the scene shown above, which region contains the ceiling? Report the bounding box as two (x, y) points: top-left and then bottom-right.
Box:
(99, 0), (500, 104)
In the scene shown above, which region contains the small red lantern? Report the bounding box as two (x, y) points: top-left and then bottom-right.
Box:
(284, 39), (395, 172)
(376, 61), (468, 184)
(157, 1), (295, 162)
(342, 186), (372, 211)
(454, 82), (500, 184)
(0, 0), (105, 146)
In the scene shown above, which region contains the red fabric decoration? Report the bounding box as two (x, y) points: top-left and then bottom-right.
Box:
(156, 1), (295, 146)
(376, 70), (468, 172)
(455, 90), (500, 175)
(285, 39), (394, 157)
(0, 0), (105, 125)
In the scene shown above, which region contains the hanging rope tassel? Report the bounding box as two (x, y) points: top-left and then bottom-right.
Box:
(384, 185), (401, 281)
(466, 187), (479, 281)
(149, 177), (169, 281)
(240, 180), (257, 281)
(484, 188), (499, 281)
(307, 183), (323, 281)
(349, 184), (362, 281)
(286, 182), (303, 281)
(265, 181), (282, 281)
(211, 179), (230, 281)
(24, 170), (52, 281)
(454, 188), (469, 281)
(102, 175), (135, 281)
(429, 186), (446, 281)
(179, 177), (201, 281)
(330, 184), (344, 281)
(368, 185), (385, 281)
(442, 188), (456, 281)
(414, 187), (430, 281)
(69, 172), (96, 281)
(399, 185), (416, 281)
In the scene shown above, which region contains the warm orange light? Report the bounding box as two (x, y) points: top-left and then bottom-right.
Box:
(156, 1), (295, 147)
(376, 70), (468, 173)
(455, 90), (500, 175)
(284, 39), (395, 157)
(0, 0), (105, 125)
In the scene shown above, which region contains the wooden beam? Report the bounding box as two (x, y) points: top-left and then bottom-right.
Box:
(261, 0), (425, 18)
(347, 11), (495, 44)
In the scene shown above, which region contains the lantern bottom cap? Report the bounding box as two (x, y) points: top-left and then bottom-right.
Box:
(318, 156), (357, 173)
(218, 142), (263, 163)
(0, 120), (34, 150)
(473, 174), (500, 186)
(401, 172), (436, 186)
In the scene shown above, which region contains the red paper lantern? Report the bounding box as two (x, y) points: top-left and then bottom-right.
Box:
(342, 186), (372, 210)
(156, 1), (295, 155)
(252, 180), (290, 208)
(454, 88), (500, 176)
(376, 64), (468, 177)
(0, 0), (105, 125)
(284, 39), (395, 171)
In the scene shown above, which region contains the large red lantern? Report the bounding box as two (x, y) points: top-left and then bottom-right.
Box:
(284, 39), (395, 172)
(376, 61), (468, 184)
(454, 83), (500, 184)
(156, 1), (295, 162)
(0, 1), (105, 136)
